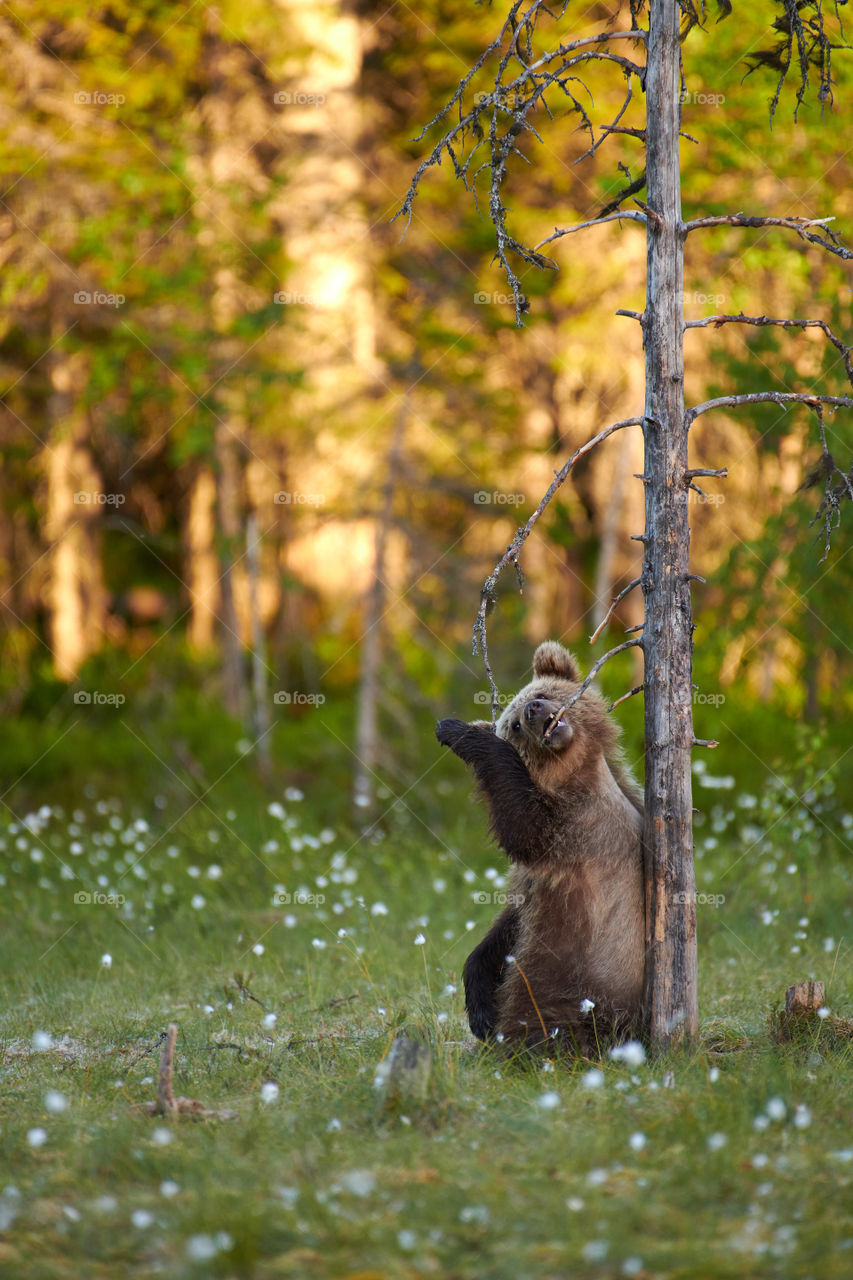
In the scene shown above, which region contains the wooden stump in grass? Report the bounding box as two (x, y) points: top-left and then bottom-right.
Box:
(773, 980), (828, 1044)
(143, 1023), (236, 1120)
(376, 1036), (432, 1107)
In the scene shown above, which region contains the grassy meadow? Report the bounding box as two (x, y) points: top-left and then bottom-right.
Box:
(1, 694), (851, 1280)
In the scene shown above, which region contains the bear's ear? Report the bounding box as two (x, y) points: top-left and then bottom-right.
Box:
(532, 641), (581, 682)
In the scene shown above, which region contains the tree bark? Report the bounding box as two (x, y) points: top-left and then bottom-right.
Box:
(641, 0), (699, 1048)
(352, 404), (406, 817)
(186, 466), (220, 651)
(43, 349), (107, 680)
(246, 511), (272, 784)
(215, 423), (249, 726)
(592, 428), (632, 633)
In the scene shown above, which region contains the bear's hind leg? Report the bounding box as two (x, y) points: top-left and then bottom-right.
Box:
(463, 905), (520, 1041)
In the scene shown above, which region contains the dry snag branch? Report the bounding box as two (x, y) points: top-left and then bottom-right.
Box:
(400, 0), (853, 1050)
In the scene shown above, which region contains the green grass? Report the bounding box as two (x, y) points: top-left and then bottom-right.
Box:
(1, 757), (852, 1279)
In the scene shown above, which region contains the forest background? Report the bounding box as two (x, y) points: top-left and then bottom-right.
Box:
(1, 0), (851, 822)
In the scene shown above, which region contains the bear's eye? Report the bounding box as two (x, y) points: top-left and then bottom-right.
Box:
(512, 720), (521, 733)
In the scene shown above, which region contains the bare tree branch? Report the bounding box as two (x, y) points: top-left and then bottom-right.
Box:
(535, 210), (646, 249)
(799, 406), (853, 562)
(683, 213), (852, 260)
(589, 576), (642, 643)
(393, 5), (648, 324)
(547, 638), (644, 723)
(573, 78), (634, 165)
(686, 391), (853, 424)
(473, 416), (642, 719)
(684, 312), (853, 385)
(601, 169), (647, 217)
(609, 684), (643, 710)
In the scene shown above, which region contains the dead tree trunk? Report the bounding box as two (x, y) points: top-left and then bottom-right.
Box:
(353, 404), (406, 818)
(215, 423), (249, 726)
(641, 0), (698, 1049)
(246, 512), (272, 784)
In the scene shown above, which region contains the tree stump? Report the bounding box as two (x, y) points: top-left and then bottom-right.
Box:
(376, 1036), (432, 1106)
(785, 981), (825, 1014)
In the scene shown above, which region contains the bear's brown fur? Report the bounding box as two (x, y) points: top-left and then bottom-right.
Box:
(436, 641), (645, 1055)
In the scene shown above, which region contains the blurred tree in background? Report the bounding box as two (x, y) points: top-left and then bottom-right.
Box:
(0, 0), (850, 814)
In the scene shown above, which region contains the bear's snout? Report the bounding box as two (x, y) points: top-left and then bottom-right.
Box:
(524, 699), (546, 723)
(523, 697), (573, 749)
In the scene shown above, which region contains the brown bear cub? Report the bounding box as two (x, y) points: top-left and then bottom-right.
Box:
(436, 641), (645, 1055)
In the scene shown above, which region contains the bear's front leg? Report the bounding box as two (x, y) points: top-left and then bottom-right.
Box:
(435, 719), (553, 863)
(462, 904), (520, 1041)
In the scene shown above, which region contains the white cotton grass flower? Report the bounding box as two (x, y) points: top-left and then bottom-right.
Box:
(623, 1258), (643, 1276)
(33, 1030), (53, 1051)
(186, 1233), (232, 1261)
(579, 998), (595, 1014)
(537, 1091), (560, 1110)
(629, 1132), (646, 1152)
(335, 1170), (376, 1197)
(131, 1209), (154, 1229)
(413, 933), (426, 946)
(191, 895), (205, 910)
(582, 1241), (608, 1262)
(252, 944), (265, 956)
(582, 1069), (604, 1090)
(707, 1132), (727, 1151)
(327, 1117), (342, 1132)
(793, 1104), (812, 1129)
(817, 1006), (830, 1019)
(263, 1013), (277, 1029)
(609, 1040), (646, 1066)
(766, 1097), (786, 1121)
(26, 1127), (48, 1148)
(44, 1090), (67, 1114)
(160, 1180), (180, 1198)
(260, 1082), (280, 1104)
(370, 901), (388, 917)
(566, 1197), (584, 1212)
(151, 1127), (172, 1146)
(101, 953), (112, 968)
(708, 1067), (720, 1083)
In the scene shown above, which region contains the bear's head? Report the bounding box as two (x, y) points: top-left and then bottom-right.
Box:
(495, 641), (618, 787)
